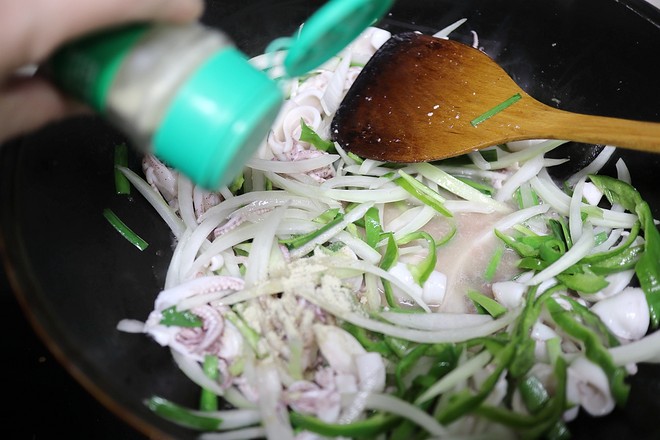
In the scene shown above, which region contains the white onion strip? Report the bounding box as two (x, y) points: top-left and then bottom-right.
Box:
(380, 311), (494, 330)
(118, 166), (185, 237)
(171, 348), (225, 396)
(247, 155), (339, 173)
(567, 146), (616, 187)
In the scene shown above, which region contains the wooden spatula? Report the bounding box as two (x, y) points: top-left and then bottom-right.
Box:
(331, 32), (660, 162)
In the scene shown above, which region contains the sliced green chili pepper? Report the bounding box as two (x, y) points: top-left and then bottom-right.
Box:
(145, 396), (222, 431)
(279, 213), (345, 249)
(290, 412), (397, 438)
(546, 298), (629, 405)
(299, 118), (335, 151)
(589, 175), (660, 328)
(395, 170), (453, 217)
(397, 231), (437, 285)
(200, 355), (219, 411)
(467, 290), (506, 318)
(364, 206), (383, 248)
(160, 306), (203, 328)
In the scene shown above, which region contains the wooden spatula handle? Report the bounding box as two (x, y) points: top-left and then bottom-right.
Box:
(523, 100), (660, 153)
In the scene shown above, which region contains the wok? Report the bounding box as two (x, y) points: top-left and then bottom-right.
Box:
(1, 0), (659, 438)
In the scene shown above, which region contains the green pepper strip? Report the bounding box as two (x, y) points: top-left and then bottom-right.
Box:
(290, 412), (398, 438)
(380, 232), (400, 308)
(229, 172), (244, 194)
(484, 243), (504, 282)
(518, 257), (549, 272)
(435, 344), (515, 424)
(548, 218), (573, 250)
(580, 221), (640, 264)
(364, 206), (383, 249)
(395, 344), (430, 392)
(200, 355), (219, 411)
(538, 238), (566, 264)
(395, 170), (453, 217)
(396, 231), (437, 285)
(587, 245), (643, 275)
(159, 305), (203, 327)
(384, 336), (412, 358)
(467, 290), (506, 318)
(279, 212), (345, 249)
(556, 268), (609, 294)
(103, 208), (149, 251)
(474, 357), (568, 440)
(546, 297), (629, 406)
(113, 143), (131, 195)
(589, 175), (660, 328)
(495, 230), (537, 257)
(562, 297), (620, 348)
(299, 118), (335, 151)
(145, 396), (222, 431)
(313, 208), (341, 224)
(519, 375), (549, 414)
(342, 322), (394, 358)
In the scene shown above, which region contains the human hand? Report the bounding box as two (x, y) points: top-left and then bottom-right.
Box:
(0, 0), (204, 144)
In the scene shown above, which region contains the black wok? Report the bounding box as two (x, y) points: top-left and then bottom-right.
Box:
(1, 0), (659, 438)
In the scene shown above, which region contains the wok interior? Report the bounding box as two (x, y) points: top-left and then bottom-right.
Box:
(0, 0), (659, 439)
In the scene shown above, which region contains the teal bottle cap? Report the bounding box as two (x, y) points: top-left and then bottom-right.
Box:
(153, 47), (283, 190)
(284, 0), (395, 77)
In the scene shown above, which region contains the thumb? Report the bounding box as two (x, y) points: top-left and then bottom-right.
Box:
(0, 75), (89, 144)
(1, 0), (204, 72)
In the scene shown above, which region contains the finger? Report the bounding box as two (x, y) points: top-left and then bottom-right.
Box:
(0, 75), (89, 144)
(1, 0), (204, 72)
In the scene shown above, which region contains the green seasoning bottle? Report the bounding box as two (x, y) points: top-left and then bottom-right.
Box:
(50, 23), (283, 190)
(49, 0), (395, 190)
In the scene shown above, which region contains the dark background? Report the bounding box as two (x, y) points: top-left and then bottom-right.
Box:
(1, 266), (145, 439)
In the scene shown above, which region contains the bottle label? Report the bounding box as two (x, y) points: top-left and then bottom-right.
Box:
(50, 25), (149, 111)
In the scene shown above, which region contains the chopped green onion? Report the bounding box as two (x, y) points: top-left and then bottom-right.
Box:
(395, 170), (452, 217)
(103, 208), (148, 250)
(470, 93), (522, 127)
(113, 143), (131, 195)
